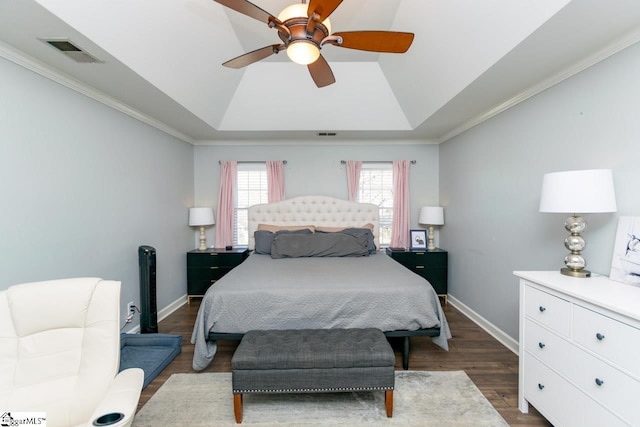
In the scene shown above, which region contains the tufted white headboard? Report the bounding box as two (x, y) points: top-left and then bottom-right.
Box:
(248, 195), (380, 250)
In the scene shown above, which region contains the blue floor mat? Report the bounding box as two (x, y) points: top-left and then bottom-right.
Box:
(119, 333), (182, 389)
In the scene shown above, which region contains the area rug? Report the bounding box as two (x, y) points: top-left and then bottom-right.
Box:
(133, 371), (508, 426)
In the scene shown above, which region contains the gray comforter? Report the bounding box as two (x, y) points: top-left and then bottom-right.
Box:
(191, 253), (451, 371)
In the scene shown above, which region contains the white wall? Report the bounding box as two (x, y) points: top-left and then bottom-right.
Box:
(439, 42), (640, 341)
(193, 142), (440, 245)
(0, 57), (195, 327)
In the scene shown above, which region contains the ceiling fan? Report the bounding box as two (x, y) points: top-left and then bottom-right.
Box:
(214, 0), (415, 87)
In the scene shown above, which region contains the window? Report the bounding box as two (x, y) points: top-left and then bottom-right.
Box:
(235, 163), (268, 246)
(357, 163), (393, 245)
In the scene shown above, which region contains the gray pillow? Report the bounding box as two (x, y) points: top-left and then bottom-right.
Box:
(254, 229), (313, 255)
(271, 233), (369, 259)
(316, 228), (377, 254)
(254, 230), (275, 254)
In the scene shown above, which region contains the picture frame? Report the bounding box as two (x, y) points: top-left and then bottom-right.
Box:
(609, 216), (640, 286)
(410, 229), (427, 250)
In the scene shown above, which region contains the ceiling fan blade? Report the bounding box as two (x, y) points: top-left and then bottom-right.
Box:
(332, 31), (414, 53)
(222, 45), (281, 69)
(214, 0), (276, 25)
(307, 55), (335, 88)
(307, 0), (343, 21)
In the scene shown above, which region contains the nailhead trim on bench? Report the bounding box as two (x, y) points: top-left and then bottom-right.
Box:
(233, 385), (394, 394)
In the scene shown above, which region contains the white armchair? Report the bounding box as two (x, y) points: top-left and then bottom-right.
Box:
(0, 278), (144, 427)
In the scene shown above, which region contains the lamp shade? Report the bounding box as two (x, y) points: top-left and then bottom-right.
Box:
(189, 207), (215, 226)
(539, 169), (617, 213)
(418, 206), (444, 225)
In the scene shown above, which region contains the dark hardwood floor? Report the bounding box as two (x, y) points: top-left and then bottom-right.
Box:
(137, 300), (551, 426)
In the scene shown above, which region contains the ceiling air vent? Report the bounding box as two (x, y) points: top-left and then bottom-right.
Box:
(40, 38), (103, 63)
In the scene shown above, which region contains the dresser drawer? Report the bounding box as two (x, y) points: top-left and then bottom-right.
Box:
(523, 353), (626, 427)
(524, 319), (575, 371)
(524, 352), (584, 426)
(524, 284), (571, 337)
(573, 305), (640, 378)
(564, 338), (640, 426)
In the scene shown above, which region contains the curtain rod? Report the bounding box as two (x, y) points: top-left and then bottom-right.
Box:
(218, 160), (287, 164)
(340, 160), (416, 164)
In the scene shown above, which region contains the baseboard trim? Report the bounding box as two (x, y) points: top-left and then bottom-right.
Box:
(123, 294), (188, 335)
(448, 295), (519, 355)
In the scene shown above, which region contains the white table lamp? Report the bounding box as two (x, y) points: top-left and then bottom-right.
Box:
(418, 206), (445, 251)
(539, 169), (617, 278)
(189, 207), (215, 250)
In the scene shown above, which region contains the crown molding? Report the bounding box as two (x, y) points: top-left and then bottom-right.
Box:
(0, 42), (194, 145)
(439, 28), (640, 144)
(193, 138), (438, 146)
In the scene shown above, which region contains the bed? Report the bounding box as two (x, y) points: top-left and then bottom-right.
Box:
(191, 195), (451, 371)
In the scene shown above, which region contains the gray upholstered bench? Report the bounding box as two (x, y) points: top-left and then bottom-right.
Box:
(231, 328), (395, 423)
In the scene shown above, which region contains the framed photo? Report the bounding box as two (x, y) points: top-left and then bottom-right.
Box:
(410, 229), (427, 250)
(610, 216), (640, 286)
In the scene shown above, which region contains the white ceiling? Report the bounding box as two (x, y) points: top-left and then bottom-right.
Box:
(1, 0), (639, 144)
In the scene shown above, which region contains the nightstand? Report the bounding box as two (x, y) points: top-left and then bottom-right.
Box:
(187, 248), (249, 304)
(386, 247), (448, 304)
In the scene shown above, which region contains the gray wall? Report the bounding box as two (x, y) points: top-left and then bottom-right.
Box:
(193, 143), (440, 245)
(439, 42), (640, 341)
(0, 57), (194, 327)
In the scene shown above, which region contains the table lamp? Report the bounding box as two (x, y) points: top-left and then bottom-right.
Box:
(539, 169), (617, 278)
(189, 207), (215, 250)
(418, 206), (445, 251)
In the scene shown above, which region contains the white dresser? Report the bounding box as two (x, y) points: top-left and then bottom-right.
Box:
(515, 271), (640, 427)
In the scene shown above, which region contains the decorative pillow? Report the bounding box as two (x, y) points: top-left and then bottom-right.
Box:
(316, 228), (377, 254)
(257, 224), (315, 233)
(271, 233), (369, 259)
(254, 230), (274, 255)
(254, 229), (313, 255)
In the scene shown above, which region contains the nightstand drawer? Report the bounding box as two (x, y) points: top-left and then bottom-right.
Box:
(390, 250), (447, 268)
(187, 266), (229, 281)
(187, 248), (249, 301)
(187, 252), (247, 268)
(414, 267), (447, 295)
(386, 248), (448, 297)
(187, 277), (218, 296)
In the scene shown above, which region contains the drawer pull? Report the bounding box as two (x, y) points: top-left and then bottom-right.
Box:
(538, 383), (545, 390)
(596, 333), (605, 341)
(209, 253), (218, 256)
(538, 306), (546, 312)
(538, 342), (546, 349)
(210, 266), (219, 270)
(415, 265), (425, 269)
(595, 378), (604, 387)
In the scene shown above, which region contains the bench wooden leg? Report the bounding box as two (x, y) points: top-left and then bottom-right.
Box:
(234, 393), (243, 423)
(385, 390), (393, 417)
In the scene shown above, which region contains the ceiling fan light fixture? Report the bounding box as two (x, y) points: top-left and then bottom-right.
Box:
(287, 41), (320, 65)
